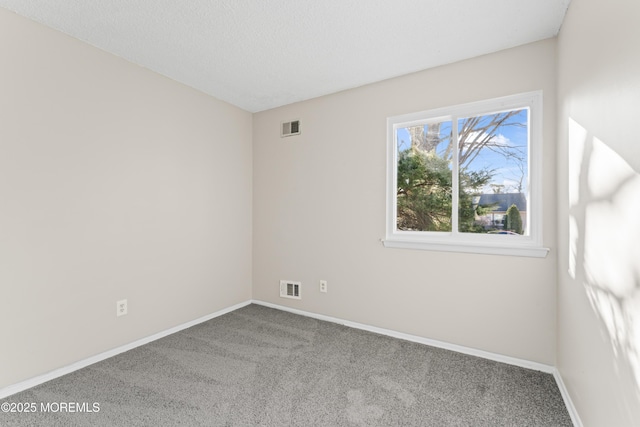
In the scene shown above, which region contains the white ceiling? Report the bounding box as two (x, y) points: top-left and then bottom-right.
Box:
(0, 0), (571, 112)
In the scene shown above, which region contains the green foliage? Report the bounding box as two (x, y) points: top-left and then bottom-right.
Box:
(457, 168), (493, 233)
(397, 147), (452, 231)
(396, 146), (492, 232)
(505, 204), (523, 234)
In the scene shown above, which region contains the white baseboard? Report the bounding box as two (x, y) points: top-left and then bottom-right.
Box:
(553, 369), (583, 427)
(0, 300), (252, 400)
(252, 299), (555, 373)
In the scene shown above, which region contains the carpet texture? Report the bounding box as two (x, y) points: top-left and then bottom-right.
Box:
(1, 304), (572, 426)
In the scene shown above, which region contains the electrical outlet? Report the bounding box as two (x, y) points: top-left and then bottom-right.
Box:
(319, 280), (327, 293)
(116, 299), (128, 317)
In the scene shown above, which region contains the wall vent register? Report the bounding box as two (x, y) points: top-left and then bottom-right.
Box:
(281, 120), (300, 137)
(280, 280), (301, 299)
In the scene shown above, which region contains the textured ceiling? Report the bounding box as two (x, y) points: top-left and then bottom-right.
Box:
(0, 0), (571, 112)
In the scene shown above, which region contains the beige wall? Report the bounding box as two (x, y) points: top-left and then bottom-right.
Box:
(253, 39), (558, 364)
(557, 0), (640, 425)
(0, 9), (252, 388)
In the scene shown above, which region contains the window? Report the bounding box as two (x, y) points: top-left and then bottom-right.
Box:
(384, 91), (548, 257)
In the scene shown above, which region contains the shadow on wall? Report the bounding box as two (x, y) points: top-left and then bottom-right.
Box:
(568, 117), (640, 398)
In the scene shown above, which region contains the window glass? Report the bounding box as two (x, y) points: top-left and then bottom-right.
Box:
(457, 109), (529, 235)
(396, 120), (452, 232)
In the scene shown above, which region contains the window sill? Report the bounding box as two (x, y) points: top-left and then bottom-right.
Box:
(381, 239), (549, 258)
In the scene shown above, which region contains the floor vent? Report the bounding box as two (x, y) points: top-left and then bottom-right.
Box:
(281, 120), (300, 137)
(280, 280), (301, 299)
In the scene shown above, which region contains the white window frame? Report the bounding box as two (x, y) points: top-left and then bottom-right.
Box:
(384, 91), (549, 258)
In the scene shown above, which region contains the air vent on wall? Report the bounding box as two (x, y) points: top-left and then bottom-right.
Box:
(281, 120), (300, 137)
(280, 280), (301, 300)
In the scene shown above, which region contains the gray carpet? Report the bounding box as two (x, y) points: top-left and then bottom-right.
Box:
(1, 304), (572, 426)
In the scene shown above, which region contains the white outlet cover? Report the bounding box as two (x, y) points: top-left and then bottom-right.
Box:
(320, 280), (327, 293)
(116, 299), (128, 317)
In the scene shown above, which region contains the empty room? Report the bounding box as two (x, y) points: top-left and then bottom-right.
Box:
(1, 0), (638, 426)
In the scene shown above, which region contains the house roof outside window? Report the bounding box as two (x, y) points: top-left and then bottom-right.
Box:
(477, 193), (527, 212)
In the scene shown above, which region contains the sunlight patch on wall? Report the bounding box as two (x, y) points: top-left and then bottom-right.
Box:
(584, 141), (640, 295)
(568, 215), (578, 280)
(568, 118), (587, 208)
(568, 117), (640, 394)
(567, 118), (587, 279)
